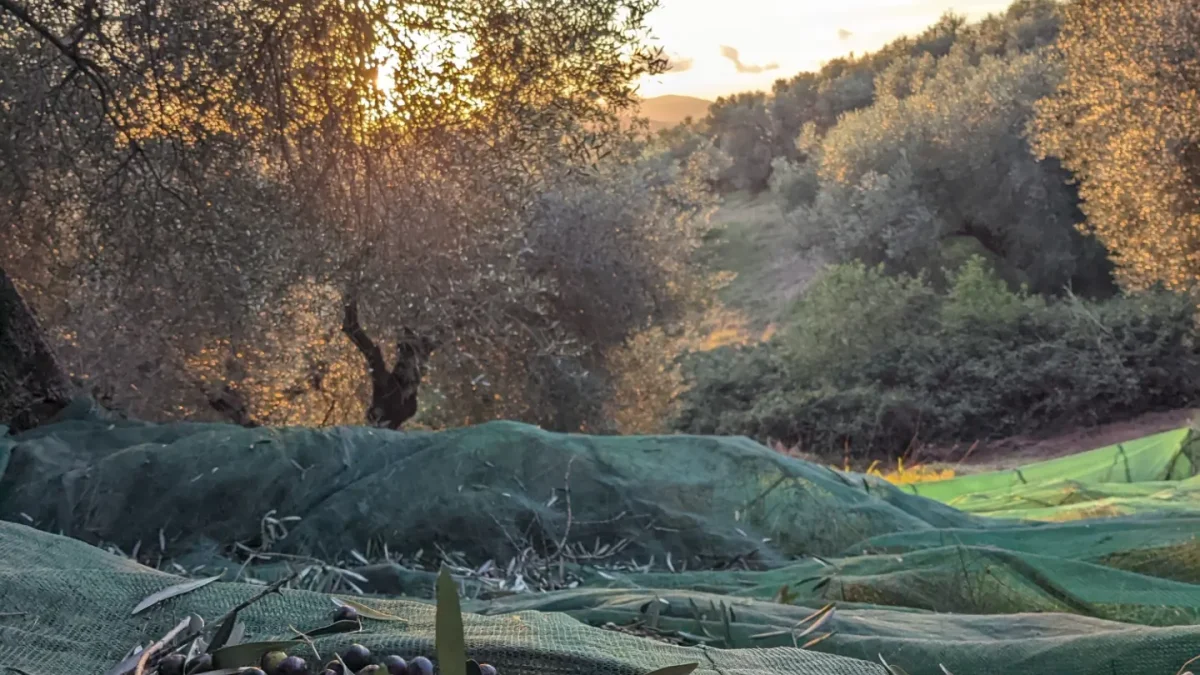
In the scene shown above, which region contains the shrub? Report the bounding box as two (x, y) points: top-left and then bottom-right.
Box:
(606, 305), (768, 435)
(671, 259), (1200, 457)
(668, 340), (791, 438)
(779, 262), (938, 382)
(768, 158), (819, 212)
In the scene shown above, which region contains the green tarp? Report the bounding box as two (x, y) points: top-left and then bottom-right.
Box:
(3, 400), (1200, 675)
(899, 428), (1200, 520)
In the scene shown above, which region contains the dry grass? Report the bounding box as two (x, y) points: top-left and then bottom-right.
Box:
(860, 458), (957, 485)
(769, 441), (956, 486)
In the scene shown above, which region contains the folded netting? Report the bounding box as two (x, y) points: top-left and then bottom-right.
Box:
(0, 521), (888, 675)
(0, 399), (982, 566)
(478, 588), (1200, 675)
(854, 516), (1200, 583)
(558, 545), (1200, 626)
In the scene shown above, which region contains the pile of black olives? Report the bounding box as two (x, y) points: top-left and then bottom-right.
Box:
(159, 604), (499, 675)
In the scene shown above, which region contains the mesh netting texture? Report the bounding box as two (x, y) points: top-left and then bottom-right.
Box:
(0, 399), (982, 565)
(3, 399), (1200, 675)
(0, 522), (888, 675)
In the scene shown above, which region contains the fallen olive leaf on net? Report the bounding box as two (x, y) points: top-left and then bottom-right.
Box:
(643, 664), (700, 675)
(332, 596), (408, 623)
(206, 609), (239, 653)
(210, 640), (304, 670)
(436, 567), (468, 675)
(132, 575), (223, 615)
(296, 619), (362, 638)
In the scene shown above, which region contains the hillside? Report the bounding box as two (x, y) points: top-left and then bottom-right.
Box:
(671, 0), (1200, 456)
(635, 94), (712, 130)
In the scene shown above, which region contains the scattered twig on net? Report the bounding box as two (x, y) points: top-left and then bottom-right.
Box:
(130, 616), (196, 675)
(551, 456), (578, 562)
(148, 571), (300, 669)
(599, 621), (711, 647)
(287, 624), (325, 663)
(562, 536), (633, 562)
(1174, 654), (1200, 675)
(570, 511), (633, 526)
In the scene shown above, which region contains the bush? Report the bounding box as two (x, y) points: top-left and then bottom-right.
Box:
(779, 262), (938, 381)
(669, 341), (791, 437)
(671, 259), (1200, 457)
(768, 158), (819, 212)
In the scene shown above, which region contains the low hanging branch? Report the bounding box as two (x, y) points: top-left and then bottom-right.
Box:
(341, 295), (438, 430)
(0, 0), (97, 70)
(0, 0), (188, 205)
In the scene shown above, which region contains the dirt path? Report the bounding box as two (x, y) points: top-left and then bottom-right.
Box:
(918, 408), (1200, 473)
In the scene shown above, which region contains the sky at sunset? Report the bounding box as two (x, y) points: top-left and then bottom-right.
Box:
(640, 0), (1015, 100)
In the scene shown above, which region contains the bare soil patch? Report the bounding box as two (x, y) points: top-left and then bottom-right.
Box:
(916, 408), (1200, 473)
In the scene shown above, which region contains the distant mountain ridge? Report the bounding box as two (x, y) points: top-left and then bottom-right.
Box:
(633, 94), (712, 130)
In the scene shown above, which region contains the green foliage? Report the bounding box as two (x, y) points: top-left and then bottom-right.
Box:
(672, 261), (1200, 457)
(696, 0), (1115, 300)
(780, 263), (937, 381)
(767, 158), (819, 212)
(667, 341), (791, 439)
(940, 256), (1041, 330)
(1031, 0), (1200, 293)
(699, 0), (1064, 194)
(704, 92), (776, 191)
(793, 48), (1113, 296)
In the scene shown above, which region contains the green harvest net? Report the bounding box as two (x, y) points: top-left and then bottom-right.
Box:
(896, 428), (1200, 520)
(2, 399), (1200, 675)
(0, 521), (888, 675)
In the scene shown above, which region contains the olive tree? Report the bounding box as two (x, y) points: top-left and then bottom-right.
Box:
(789, 46), (1113, 295)
(1033, 0), (1200, 292)
(0, 0), (713, 429)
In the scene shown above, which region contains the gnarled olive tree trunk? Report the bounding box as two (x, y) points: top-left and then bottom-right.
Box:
(341, 296), (437, 429)
(0, 266), (73, 432)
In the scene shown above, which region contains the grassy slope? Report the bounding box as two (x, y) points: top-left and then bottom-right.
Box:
(700, 191), (823, 328)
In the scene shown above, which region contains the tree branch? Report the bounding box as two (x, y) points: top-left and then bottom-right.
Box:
(0, 0), (109, 109)
(0, 0), (189, 207)
(0, 0), (86, 64)
(341, 295), (389, 383)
